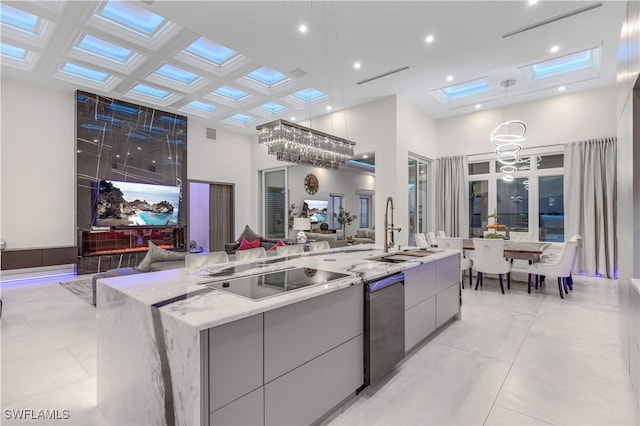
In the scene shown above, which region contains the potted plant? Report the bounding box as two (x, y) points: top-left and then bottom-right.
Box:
(335, 207), (357, 240)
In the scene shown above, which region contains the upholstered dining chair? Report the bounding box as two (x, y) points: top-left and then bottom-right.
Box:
(235, 246), (267, 262)
(527, 240), (580, 299)
(185, 251), (229, 268)
(426, 232), (438, 247)
(509, 231), (533, 241)
(276, 244), (304, 256)
(437, 237), (473, 289)
(415, 233), (430, 248)
(308, 241), (331, 251)
(437, 230), (447, 237)
(472, 238), (512, 294)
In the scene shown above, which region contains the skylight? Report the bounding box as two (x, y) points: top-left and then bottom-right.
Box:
(1, 43), (31, 62)
(230, 114), (256, 124)
(95, 0), (169, 39)
(129, 84), (171, 100)
(153, 64), (200, 85)
(185, 100), (217, 113)
(75, 34), (136, 65)
(292, 88), (327, 103)
(438, 78), (493, 101)
(0, 3), (40, 35)
(183, 36), (238, 66)
(246, 67), (289, 87)
(214, 86), (249, 101)
(526, 49), (596, 80)
(258, 102), (287, 114)
(59, 62), (112, 84)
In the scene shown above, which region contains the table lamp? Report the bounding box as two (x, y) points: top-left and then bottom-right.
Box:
(293, 217), (311, 244)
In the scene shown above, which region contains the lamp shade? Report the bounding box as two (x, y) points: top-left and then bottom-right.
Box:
(293, 217), (311, 231)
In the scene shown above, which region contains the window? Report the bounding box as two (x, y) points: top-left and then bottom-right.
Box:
(359, 195), (371, 228)
(328, 194), (342, 230)
(408, 156), (429, 246)
(467, 152), (564, 241)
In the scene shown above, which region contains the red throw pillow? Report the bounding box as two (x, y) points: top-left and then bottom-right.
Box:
(269, 240), (286, 251)
(238, 237), (261, 250)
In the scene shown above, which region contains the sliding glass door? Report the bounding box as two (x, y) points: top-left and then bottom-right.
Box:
(408, 156), (429, 246)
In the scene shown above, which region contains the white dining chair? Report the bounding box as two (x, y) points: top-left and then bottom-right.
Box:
(472, 238), (511, 294)
(235, 246), (267, 262)
(415, 233), (430, 248)
(307, 241), (330, 251)
(185, 251), (229, 268)
(437, 237), (473, 288)
(528, 240), (580, 299)
(509, 231), (533, 241)
(426, 232), (438, 247)
(276, 244), (304, 256)
(437, 230), (447, 237)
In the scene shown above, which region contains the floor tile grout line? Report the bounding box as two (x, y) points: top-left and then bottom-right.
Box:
(481, 292), (548, 425)
(492, 402), (555, 425)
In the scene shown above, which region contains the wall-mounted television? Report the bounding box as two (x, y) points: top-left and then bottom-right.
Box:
(304, 199), (328, 223)
(94, 180), (181, 227)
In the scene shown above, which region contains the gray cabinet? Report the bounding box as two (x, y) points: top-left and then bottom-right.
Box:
(436, 283), (460, 327)
(264, 284), (362, 382)
(264, 336), (363, 426)
(405, 296), (436, 351)
(210, 388), (263, 426)
(405, 262), (436, 308)
(436, 254), (460, 293)
(209, 314), (263, 412)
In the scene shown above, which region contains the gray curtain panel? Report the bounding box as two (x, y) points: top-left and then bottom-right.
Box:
(436, 155), (469, 238)
(564, 138), (617, 278)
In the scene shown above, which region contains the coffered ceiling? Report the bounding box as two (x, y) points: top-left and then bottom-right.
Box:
(0, 1), (626, 135)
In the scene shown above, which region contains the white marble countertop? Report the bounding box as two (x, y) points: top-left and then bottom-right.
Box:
(632, 278), (640, 294)
(98, 244), (458, 330)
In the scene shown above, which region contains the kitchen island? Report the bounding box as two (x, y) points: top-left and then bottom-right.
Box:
(97, 245), (461, 425)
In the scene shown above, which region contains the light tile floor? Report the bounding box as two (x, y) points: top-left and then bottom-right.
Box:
(1, 273), (638, 425)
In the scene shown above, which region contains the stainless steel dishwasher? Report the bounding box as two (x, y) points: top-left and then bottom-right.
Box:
(364, 272), (405, 386)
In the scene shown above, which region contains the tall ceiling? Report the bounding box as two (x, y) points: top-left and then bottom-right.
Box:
(0, 1), (626, 135)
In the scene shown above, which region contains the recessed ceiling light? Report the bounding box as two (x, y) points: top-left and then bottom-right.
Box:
(550, 45), (560, 53)
(446, 75), (453, 82)
(558, 86), (566, 91)
(326, 105), (332, 111)
(299, 24), (308, 33)
(354, 62), (361, 69)
(152, 160), (156, 164)
(362, 154), (369, 159)
(475, 104), (482, 109)
(425, 35), (434, 44)
(93, 139), (98, 142)
(137, 146), (142, 150)
(116, 154), (120, 158)
(528, 0), (539, 5)
(291, 116), (296, 121)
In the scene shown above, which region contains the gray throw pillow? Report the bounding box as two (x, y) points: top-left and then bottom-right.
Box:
(356, 229), (367, 238)
(137, 241), (187, 272)
(235, 225), (261, 243)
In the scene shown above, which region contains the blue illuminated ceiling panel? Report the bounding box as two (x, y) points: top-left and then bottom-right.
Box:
(75, 34), (136, 65)
(246, 67), (289, 87)
(291, 88), (327, 103)
(438, 78), (493, 101)
(0, 3), (40, 35)
(526, 49), (597, 80)
(58, 62), (112, 85)
(96, 0), (169, 39)
(230, 114), (256, 124)
(129, 84), (172, 100)
(183, 36), (238, 66)
(214, 85), (249, 101)
(152, 63), (201, 86)
(184, 100), (217, 113)
(1, 42), (31, 62)
(258, 102), (287, 114)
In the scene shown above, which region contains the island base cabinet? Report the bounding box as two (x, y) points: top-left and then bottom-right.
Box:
(436, 284), (460, 327)
(405, 296), (436, 352)
(264, 335), (363, 426)
(210, 388), (263, 426)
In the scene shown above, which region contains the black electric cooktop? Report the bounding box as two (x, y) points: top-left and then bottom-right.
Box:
(204, 267), (351, 300)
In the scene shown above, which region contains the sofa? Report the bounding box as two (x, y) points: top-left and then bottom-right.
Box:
(224, 225), (294, 254)
(304, 231), (349, 248)
(352, 229), (376, 244)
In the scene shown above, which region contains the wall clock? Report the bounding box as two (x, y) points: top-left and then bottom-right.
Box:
(304, 173), (319, 195)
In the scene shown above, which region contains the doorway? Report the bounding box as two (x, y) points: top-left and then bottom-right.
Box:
(189, 181), (235, 252)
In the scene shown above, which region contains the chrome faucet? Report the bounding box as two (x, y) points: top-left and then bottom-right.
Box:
(383, 196), (402, 253)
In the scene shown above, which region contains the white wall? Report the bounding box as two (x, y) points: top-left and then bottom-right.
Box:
(187, 121), (252, 239)
(0, 77), (75, 250)
(436, 86), (617, 157)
